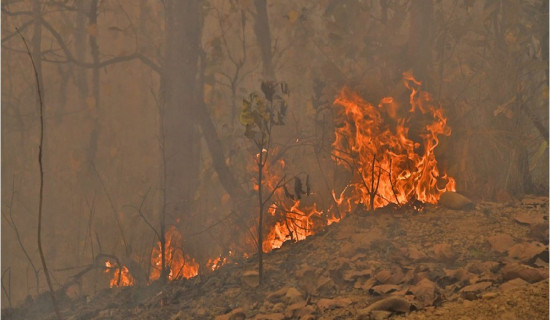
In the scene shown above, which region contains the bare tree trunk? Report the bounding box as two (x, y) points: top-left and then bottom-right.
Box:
(29, 1), (61, 318)
(74, 1), (89, 100)
(253, 0), (275, 80)
(161, 0), (203, 280)
(87, 0), (100, 173)
(407, 0), (433, 86)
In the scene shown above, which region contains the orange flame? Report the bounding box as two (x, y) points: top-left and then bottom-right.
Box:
(104, 260), (135, 288)
(149, 226), (199, 281)
(248, 150), (327, 252)
(107, 73), (456, 290)
(263, 200), (323, 252)
(332, 73), (455, 210)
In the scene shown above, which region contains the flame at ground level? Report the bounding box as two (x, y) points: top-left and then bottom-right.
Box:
(149, 226), (199, 281)
(104, 260), (135, 288)
(109, 73), (456, 287)
(332, 73), (455, 210)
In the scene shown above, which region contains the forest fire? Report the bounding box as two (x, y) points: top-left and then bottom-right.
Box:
(332, 73), (455, 210)
(249, 155), (326, 252)
(149, 226), (199, 281)
(263, 201), (323, 252)
(104, 260), (135, 288)
(108, 73), (456, 288)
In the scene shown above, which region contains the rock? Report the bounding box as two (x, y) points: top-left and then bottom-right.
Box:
(343, 269), (372, 282)
(439, 192), (474, 210)
(374, 270), (392, 284)
(370, 310), (393, 320)
(409, 278), (437, 307)
(284, 301), (309, 319)
(295, 305), (316, 319)
(315, 276), (337, 296)
(481, 291), (498, 299)
(215, 307), (246, 320)
(369, 284), (401, 295)
(433, 243), (458, 263)
(530, 223), (549, 243)
(253, 313), (285, 320)
(358, 296), (411, 315)
(271, 302), (284, 313)
(374, 266), (405, 284)
(443, 268), (476, 285)
(355, 277), (377, 291)
(459, 281), (492, 299)
(316, 297), (352, 312)
(466, 260), (500, 275)
(500, 263), (548, 283)
(267, 287), (288, 303)
(500, 278), (529, 291)
(407, 246), (429, 262)
(507, 241), (546, 262)
(284, 287), (304, 304)
(242, 270), (259, 288)
(487, 233), (515, 253)
(514, 212), (546, 225)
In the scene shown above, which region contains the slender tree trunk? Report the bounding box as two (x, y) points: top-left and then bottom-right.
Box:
(257, 153), (264, 286)
(253, 0), (275, 80)
(87, 0), (100, 173)
(30, 1), (61, 318)
(74, 1), (89, 100)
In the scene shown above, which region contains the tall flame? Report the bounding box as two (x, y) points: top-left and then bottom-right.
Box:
(332, 72), (455, 209)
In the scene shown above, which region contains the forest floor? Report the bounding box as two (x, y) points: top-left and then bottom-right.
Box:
(3, 195), (548, 320)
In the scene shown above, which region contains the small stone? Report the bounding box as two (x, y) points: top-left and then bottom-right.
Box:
(369, 310), (393, 320)
(481, 291), (498, 299)
(316, 297), (352, 312)
(242, 270), (259, 288)
(253, 313), (285, 320)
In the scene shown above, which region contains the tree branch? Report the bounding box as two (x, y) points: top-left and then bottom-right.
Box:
(37, 17), (161, 73)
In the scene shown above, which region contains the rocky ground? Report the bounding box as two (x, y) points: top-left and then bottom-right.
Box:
(3, 195), (549, 320)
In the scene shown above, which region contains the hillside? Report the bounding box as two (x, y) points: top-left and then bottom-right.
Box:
(3, 195), (548, 320)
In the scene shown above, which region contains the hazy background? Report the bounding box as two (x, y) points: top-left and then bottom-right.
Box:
(2, 0), (548, 307)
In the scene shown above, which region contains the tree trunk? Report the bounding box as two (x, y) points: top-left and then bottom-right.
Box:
(162, 0), (202, 225)
(407, 0), (433, 86)
(253, 0), (275, 80)
(87, 0), (100, 172)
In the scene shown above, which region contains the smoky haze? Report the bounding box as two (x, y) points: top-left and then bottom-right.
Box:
(1, 0), (548, 312)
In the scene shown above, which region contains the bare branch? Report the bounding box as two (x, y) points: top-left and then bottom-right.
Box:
(37, 17), (161, 73)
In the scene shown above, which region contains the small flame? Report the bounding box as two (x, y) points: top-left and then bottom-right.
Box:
(104, 260), (135, 288)
(149, 226), (199, 281)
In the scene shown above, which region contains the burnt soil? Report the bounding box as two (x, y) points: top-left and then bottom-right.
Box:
(3, 195), (549, 320)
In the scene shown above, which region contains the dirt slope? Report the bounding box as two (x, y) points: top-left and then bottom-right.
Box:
(3, 195), (548, 320)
